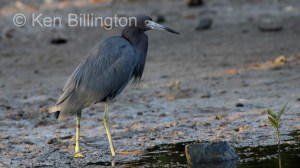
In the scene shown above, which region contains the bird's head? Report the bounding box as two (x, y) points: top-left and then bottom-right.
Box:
(133, 15), (180, 34)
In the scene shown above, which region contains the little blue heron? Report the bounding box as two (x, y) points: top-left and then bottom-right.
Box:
(48, 15), (179, 158)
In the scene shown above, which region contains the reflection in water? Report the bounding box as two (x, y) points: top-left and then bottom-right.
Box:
(88, 131), (300, 167)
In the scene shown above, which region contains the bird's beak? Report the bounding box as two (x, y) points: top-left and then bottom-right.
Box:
(147, 21), (180, 34)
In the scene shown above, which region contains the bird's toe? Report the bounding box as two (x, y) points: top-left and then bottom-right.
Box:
(73, 152), (84, 158)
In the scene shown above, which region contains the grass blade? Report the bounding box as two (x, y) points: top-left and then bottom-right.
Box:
(268, 116), (278, 128)
(268, 109), (277, 120)
(277, 103), (288, 121)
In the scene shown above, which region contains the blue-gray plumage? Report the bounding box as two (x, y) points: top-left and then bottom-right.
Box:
(48, 14), (179, 158)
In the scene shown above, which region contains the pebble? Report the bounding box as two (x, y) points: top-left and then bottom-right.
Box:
(50, 32), (68, 45)
(2, 27), (16, 39)
(187, 0), (204, 7)
(274, 55), (286, 65)
(214, 115), (221, 120)
(155, 15), (166, 23)
(257, 16), (283, 32)
(236, 103), (244, 107)
(159, 113), (167, 117)
(201, 93), (211, 98)
(50, 37), (67, 45)
(167, 95), (177, 101)
(196, 18), (213, 31)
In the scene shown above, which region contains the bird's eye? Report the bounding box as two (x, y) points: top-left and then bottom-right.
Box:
(145, 20), (149, 24)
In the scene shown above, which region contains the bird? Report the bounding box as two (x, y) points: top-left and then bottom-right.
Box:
(47, 14), (179, 158)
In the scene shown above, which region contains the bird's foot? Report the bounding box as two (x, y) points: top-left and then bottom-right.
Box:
(73, 152), (84, 158)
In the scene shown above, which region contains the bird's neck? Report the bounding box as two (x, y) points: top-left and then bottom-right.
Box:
(121, 28), (148, 50)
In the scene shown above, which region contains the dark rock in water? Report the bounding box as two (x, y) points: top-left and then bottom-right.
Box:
(196, 18), (213, 31)
(187, 0), (204, 7)
(257, 16), (283, 32)
(185, 141), (239, 168)
(155, 15), (166, 23)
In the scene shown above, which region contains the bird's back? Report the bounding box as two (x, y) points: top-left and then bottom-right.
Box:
(52, 36), (137, 120)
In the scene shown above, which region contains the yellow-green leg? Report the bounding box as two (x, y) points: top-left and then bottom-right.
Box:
(74, 112), (84, 158)
(103, 103), (116, 157)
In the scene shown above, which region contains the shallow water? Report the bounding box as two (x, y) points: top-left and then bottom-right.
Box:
(97, 131), (300, 167)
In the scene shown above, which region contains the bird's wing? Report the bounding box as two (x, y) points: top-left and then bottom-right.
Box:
(56, 36), (136, 105)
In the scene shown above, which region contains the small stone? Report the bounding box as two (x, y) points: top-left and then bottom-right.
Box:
(164, 121), (177, 128)
(274, 55), (286, 65)
(187, 0), (204, 7)
(155, 15), (166, 23)
(201, 93), (211, 99)
(203, 122), (211, 126)
(2, 27), (16, 39)
(258, 16), (283, 32)
(214, 115), (221, 120)
(167, 95), (177, 101)
(159, 113), (166, 117)
(50, 37), (67, 45)
(50, 32), (68, 45)
(196, 18), (213, 31)
(236, 103), (244, 107)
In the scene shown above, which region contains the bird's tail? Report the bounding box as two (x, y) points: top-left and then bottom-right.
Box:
(40, 105), (61, 119)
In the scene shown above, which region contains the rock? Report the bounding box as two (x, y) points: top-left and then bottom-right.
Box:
(159, 113), (166, 117)
(50, 32), (68, 45)
(155, 15), (166, 23)
(50, 37), (67, 45)
(187, 0), (204, 7)
(214, 115), (221, 120)
(274, 55), (286, 65)
(185, 141), (238, 167)
(258, 16), (283, 32)
(2, 27), (16, 39)
(236, 103), (244, 107)
(201, 93), (211, 98)
(167, 95), (177, 101)
(196, 18), (213, 31)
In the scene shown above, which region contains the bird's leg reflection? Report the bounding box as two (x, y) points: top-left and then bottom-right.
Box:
(103, 102), (116, 157)
(74, 112), (84, 158)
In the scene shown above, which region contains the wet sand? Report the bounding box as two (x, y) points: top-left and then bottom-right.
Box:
(0, 0), (300, 167)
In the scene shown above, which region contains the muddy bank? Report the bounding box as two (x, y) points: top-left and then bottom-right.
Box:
(0, 0), (300, 167)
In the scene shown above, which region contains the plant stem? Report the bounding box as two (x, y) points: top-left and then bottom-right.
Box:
(277, 128), (281, 168)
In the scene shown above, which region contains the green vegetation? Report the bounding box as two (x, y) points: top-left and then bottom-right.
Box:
(267, 103), (288, 168)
